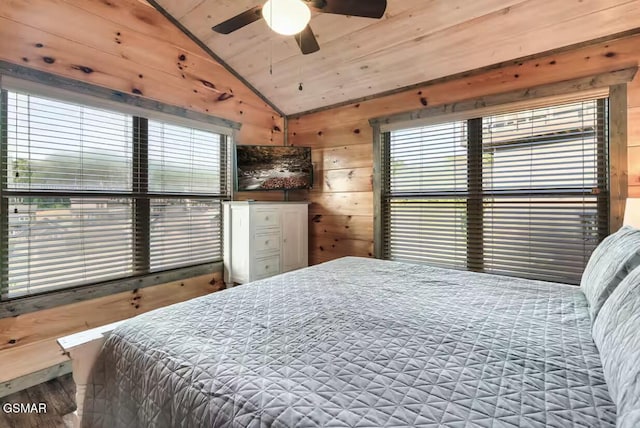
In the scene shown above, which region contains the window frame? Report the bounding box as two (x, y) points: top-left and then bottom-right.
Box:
(0, 66), (239, 316)
(372, 70), (634, 283)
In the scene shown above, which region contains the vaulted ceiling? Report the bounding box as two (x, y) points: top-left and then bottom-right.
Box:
(153, 0), (640, 115)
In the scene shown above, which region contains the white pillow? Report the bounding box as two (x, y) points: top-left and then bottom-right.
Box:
(580, 226), (640, 320)
(592, 265), (640, 427)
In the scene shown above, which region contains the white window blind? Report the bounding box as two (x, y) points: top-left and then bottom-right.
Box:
(148, 121), (223, 194)
(148, 121), (226, 271)
(4, 92), (133, 297)
(481, 100), (606, 283)
(1, 89), (229, 299)
(382, 98), (608, 284)
(385, 122), (468, 269)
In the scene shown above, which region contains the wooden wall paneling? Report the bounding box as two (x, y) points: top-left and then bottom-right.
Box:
(309, 235), (374, 261)
(610, 83), (629, 232)
(289, 33), (640, 265)
(0, 19), (279, 132)
(626, 64), (639, 198)
(629, 145), (640, 195)
(628, 73), (640, 107)
(0, 273), (222, 354)
(236, 121), (284, 145)
(290, 122), (373, 149)
(0, 272), (222, 386)
(291, 34), (640, 124)
(307, 192), (372, 217)
(312, 167), (372, 193)
(0, 0), (283, 144)
(310, 144), (373, 171)
(629, 107), (640, 146)
(372, 125), (383, 259)
(369, 72), (634, 131)
(310, 214), (373, 242)
(308, 252), (338, 266)
(2, 0), (245, 95)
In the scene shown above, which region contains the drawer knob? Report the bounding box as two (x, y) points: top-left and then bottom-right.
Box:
(265, 240), (269, 245)
(265, 265), (269, 269)
(265, 216), (269, 221)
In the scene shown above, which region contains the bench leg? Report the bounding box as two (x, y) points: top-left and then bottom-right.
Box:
(67, 339), (106, 427)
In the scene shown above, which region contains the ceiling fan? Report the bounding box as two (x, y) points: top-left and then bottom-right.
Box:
(212, 0), (387, 55)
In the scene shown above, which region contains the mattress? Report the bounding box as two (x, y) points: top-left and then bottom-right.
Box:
(82, 257), (616, 427)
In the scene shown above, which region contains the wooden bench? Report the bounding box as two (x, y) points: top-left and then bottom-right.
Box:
(57, 320), (125, 426)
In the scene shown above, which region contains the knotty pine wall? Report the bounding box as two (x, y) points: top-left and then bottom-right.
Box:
(0, 0), (286, 201)
(0, 272), (223, 393)
(289, 33), (640, 266)
(0, 0), (283, 385)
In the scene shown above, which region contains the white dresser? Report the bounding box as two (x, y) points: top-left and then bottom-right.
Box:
(223, 201), (309, 286)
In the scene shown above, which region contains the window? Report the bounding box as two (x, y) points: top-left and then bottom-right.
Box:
(381, 98), (609, 284)
(147, 121), (225, 270)
(0, 88), (229, 299)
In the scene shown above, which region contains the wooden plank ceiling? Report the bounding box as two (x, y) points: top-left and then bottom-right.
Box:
(153, 0), (639, 115)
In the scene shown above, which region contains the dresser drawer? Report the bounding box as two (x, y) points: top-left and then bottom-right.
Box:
(255, 232), (280, 254)
(253, 209), (279, 228)
(254, 255), (280, 280)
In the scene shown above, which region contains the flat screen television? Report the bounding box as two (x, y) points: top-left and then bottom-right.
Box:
(235, 145), (313, 191)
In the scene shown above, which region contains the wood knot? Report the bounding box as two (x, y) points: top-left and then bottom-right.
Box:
(200, 80), (216, 89)
(42, 56), (55, 64)
(71, 65), (94, 74)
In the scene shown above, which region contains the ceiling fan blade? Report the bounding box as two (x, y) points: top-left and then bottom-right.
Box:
(307, 0), (387, 19)
(212, 5), (262, 34)
(295, 25), (320, 55)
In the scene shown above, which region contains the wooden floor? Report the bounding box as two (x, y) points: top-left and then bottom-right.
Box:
(0, 375), (76, 428)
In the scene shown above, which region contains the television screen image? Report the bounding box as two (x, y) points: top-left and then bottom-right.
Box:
(236, 145), (313, 191)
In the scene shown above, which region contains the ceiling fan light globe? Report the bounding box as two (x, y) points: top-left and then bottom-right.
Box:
(262, 0), (311, 36)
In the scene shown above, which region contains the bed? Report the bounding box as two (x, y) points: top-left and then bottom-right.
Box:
(65, 248), (640, 428)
